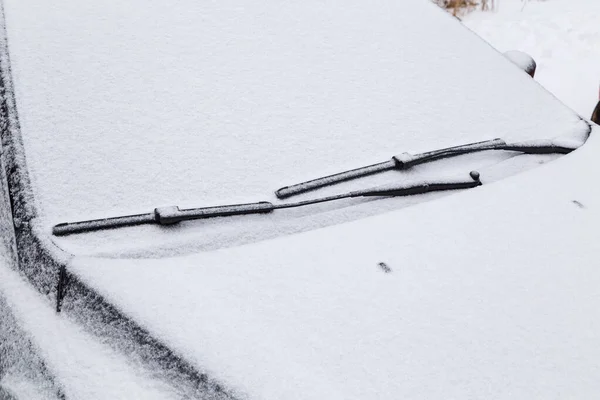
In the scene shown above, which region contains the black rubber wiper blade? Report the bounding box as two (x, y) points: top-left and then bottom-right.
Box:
(393, 138), (506, 169)
(52, 171), (482, 236)
(274, 138), (501, 199)
(52, 213), (157, 236)
(275, 138), (578, 199)
(51, 202), (275, 236)
(495, 139), (576, 155)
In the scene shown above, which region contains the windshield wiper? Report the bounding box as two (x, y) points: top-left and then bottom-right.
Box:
(52, 171), (481, 236)
(275, 138), (577, 199)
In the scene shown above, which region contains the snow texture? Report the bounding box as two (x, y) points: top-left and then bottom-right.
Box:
(1, 0), (587, 255)
(0, 38), (184, 397)
(2, 1), (600, 398)
(57, 151), (573, 258)
(70, 124), (600, 400)
(0, 90), (59, 399)
(0, 260), (191, 400)
(503, 50), (536, 75)
(0, 292), (61, 400)
(464, 0), (600, 117)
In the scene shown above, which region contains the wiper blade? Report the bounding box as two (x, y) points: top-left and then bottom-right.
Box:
(275, 138), (577, 199)
(52, 171), (482, 236)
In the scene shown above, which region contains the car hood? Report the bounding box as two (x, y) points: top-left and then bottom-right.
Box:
(67, 124), (600, 399)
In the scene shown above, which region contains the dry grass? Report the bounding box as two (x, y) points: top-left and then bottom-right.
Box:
(433, 0), (496, 15)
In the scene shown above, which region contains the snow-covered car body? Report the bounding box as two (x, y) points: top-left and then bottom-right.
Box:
(0, 0), (598, 398)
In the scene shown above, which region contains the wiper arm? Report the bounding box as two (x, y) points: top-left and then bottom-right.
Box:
(275, 138), (577, 199)
(52, 171), (481, 236)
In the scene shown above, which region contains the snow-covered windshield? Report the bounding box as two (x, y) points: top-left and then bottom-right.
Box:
(51, 138), (578, 236)
(2, 0), (587, 256)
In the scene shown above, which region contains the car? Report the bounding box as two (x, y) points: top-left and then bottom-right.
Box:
(1, 0), (598, 398)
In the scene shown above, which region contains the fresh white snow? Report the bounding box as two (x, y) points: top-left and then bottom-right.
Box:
(71, 125), (600, 400)
(0, 176), (181, 398)
(0, 260), (185, 400)
(0, 290), (59, 400)
(2, 0), (586, 255)
(503, 50), (536, 75)
(0, 374), (56, 400)
(3, 0), (600, 399)
(464, 0), (600, 117)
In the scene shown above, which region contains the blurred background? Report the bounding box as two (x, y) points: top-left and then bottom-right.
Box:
(432, 0), (599, 119)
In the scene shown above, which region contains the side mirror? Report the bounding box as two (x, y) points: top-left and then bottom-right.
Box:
(591, 100), (600, 125)
(504, 50), (536, 78)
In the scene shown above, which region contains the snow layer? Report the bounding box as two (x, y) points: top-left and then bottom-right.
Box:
(0, 261), (185, 400)
(71, 125), (600, 399)
(0, 292), (60, 400)
(464, 0), (600, 117)
(0, 373), (56, 400)
(62, 150), (566, 257)
(503, 50), (536, 75)
(2, 0), (585, 254)
(2, 1), (598, 398)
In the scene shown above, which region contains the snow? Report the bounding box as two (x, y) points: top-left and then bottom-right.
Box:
(0, 122), (57, 398)
(0, 291), (59, 400)
(56, 151), (570, 258)
(0, 173), (184, 400)
(2, 0), (586, 255)
(0, 259), (189, 400)
(464, 0), (600, 117)
(0, 374), (56, 400)
(70, 124), (600, 400)
(2, 0), (600, 398)
(503, 50), (536, 75)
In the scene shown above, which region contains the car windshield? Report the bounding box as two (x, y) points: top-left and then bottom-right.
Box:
(1, 0), (589, 257)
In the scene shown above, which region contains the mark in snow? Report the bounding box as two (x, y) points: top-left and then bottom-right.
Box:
(378, 262), (392, 273)
(572, 200), (585, 209)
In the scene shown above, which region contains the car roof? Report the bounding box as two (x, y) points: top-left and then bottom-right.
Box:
(3, 0), (586, 255)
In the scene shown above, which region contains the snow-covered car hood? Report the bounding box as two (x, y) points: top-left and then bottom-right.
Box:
(68, 125), (600, 399)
